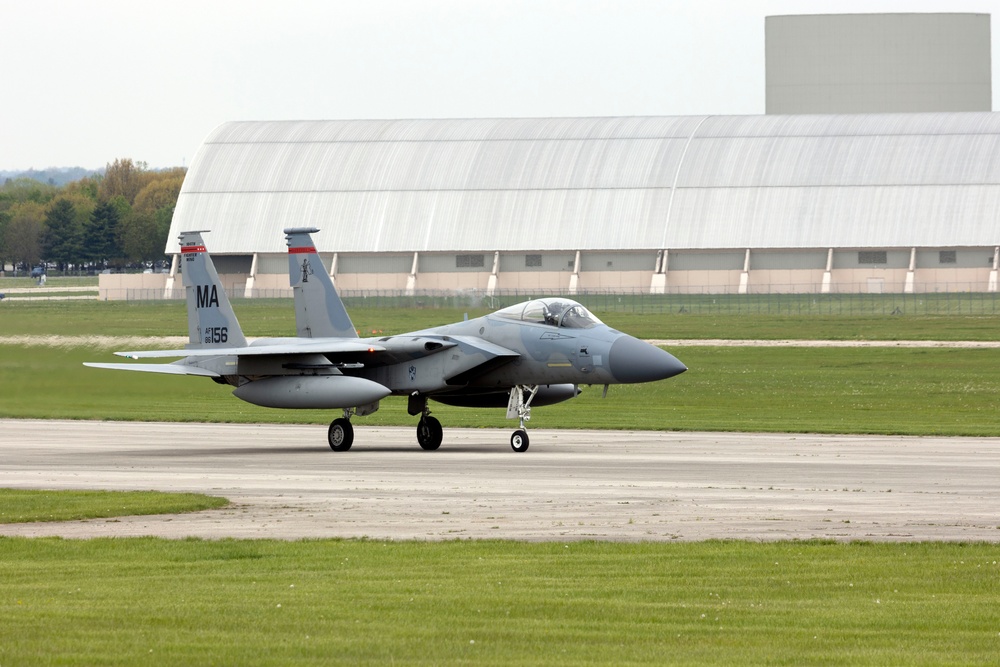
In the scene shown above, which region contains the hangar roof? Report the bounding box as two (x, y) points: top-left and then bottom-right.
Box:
(168, 113), (1000, 254)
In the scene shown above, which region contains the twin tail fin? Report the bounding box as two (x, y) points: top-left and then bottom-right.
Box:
(285, 227), (358, 339)
(179, 230), (248, 349)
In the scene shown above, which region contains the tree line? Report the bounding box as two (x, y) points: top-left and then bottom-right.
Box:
(0, 158), (184, 274)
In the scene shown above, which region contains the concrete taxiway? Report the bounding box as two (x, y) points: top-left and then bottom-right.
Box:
(1, 419), (998, 542)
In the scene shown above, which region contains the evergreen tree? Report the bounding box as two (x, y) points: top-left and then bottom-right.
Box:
(43, 198), (82, 269)
(83, 200), (121, 267)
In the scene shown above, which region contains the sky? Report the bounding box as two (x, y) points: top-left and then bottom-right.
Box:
(3, 0), (998, 171)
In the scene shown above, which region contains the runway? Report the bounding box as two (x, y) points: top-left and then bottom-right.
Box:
(2, 419), (999, 542)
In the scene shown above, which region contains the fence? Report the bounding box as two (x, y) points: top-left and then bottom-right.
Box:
(93, 285), (1000, 316)
(342, 290), (1000, 316)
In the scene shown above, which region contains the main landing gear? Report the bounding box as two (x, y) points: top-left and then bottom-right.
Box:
(506, 385), (539, 453)
(328, 411), (354, 451)
(328, 402), (381, 451)
(416, 414), (443, 451)
(409, 393), (443, 451)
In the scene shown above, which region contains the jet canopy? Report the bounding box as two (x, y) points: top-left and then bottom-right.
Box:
(495, 299), (604, 329)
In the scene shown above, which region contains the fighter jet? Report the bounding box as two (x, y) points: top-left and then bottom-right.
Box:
(87, 229), (686, 452)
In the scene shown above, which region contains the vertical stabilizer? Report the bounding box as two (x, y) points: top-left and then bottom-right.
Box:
(285, 227), (358, 339)
(179, 230), (248, 349)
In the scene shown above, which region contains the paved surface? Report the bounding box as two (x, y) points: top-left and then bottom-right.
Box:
(2, 419), (999, 542)
(6, 336), (1000, 350)
(649, 339), (1000, 348)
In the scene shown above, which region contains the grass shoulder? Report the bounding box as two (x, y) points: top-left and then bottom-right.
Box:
(0, 539), (997, 664)
(5, 298), (1000, 340)
(8, 343), (998, 437)
(0, 489), (228, 523)
(0, 276), (98, 288)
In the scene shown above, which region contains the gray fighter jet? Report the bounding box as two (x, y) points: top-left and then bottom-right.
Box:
(87, 229), (686, 452)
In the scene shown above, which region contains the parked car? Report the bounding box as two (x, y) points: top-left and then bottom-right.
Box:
(30, 266), (45, 278)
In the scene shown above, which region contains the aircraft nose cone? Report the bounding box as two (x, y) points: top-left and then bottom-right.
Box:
(608, 336), (687, 383)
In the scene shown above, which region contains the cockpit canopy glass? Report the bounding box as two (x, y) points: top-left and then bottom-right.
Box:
(495, 299), (604, 329)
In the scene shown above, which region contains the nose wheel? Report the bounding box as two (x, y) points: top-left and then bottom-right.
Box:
(510, 429), (529, 452)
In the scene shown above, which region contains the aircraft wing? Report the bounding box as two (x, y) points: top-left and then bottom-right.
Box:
(114, 340), (386, 359)
(356, 335), (519, 372)
(105, 335), (516, 379)
(83, 362), (221, 377)
(108, 336), (464, 372)
(357, 336), (458, 365)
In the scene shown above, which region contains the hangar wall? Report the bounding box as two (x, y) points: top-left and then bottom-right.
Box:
(139, 110), (1000, 301)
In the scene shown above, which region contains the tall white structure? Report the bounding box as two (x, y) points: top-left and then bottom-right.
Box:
(766, 13), (991, 114)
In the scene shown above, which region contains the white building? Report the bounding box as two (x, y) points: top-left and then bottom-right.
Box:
(766, 13), (991, 114)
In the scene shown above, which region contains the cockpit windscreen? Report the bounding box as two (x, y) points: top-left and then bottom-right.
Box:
(495, 299), (603, 329)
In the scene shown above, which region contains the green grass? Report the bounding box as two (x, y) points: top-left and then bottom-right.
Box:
(5, 298), (1000, 435)
(5, 298), (1000, 340)
(2, 292), (98, 300)
(0, 489), (228, 523)
(4, 344), (1000, 436)
(0, 300), (194, 337)
(0, 276), (98, 288)
(3, 299), (1000, 665)
(626, 313), (1000, 341)
(1, 539), (997, 665)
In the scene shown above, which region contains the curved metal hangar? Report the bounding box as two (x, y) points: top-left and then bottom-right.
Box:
(159, 113), (1000, 296)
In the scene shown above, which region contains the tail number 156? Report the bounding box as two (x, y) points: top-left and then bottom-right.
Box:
(205, 327), (228, 344)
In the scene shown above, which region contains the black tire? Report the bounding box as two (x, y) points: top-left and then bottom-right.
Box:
(328, 418), (354, 451)
(510, 429), (529, 453)
(416, 416), (443, 451)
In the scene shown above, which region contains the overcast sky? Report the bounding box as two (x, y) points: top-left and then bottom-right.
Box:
(3, 0), (998, 171)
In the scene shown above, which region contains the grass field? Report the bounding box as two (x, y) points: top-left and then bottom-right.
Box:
(6, 298), (1000, 340)
(4, 298), (1000, 664)
(0, 489), (228, 523)
(4, 343), (1000, 436)
(1, 538), (998, 665)
(0, 276), (98, 289)
(5, 298), (1000, 435)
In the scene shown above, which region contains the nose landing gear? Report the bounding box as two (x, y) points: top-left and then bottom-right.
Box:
(506, 385), (539, 452)
(510, 429), (529, 452)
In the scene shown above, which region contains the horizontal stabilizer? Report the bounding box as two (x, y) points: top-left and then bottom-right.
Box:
(83, 362), (220, 378)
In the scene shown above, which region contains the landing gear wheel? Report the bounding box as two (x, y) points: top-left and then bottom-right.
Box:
(416, 416), (443, 451)
(510, 429), (529, 453)
(328, 418), (354, 451)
